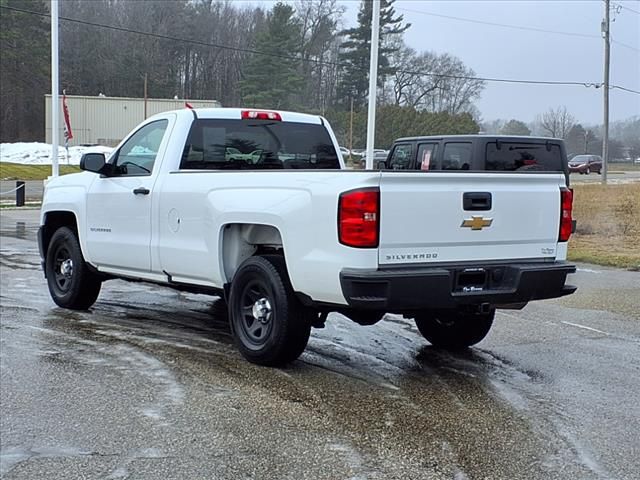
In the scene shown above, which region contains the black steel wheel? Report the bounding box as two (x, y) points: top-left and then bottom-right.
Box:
(414, 309), (495, 349)
(229, 255), (311, 366)
(45, 227), (101, 310)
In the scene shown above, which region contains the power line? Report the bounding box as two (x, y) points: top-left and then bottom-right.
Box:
(395, 6), (601, 39)
(397, 6), (640, 52)
(612, 39), (640, 52)
(396, 7), (640, 52)
(619, 4), (640, 15)
(611, 85), (640, 94)
(2, 4), (638, 95)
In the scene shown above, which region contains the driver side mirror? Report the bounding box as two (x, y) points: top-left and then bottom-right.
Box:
(80, 153), (113, 176)
(376, 160), (386, 169)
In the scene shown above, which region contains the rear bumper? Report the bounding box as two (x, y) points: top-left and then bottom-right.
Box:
(340, 261), (576, 311)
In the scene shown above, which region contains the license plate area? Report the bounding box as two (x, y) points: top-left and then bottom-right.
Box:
(454, 268), (487, 292)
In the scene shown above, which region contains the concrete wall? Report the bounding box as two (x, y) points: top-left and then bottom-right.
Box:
(45, 95), (221, 146)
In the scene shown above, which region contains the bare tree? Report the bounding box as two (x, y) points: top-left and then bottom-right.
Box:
(388, 44), (484, 115)
(389, 44), (442, 107)
(295, 0), (344, 112)
(540, 106), (575, 139)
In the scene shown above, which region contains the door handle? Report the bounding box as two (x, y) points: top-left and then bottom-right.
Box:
(463, 192), (492, 211)
(133, 187), (150, 195)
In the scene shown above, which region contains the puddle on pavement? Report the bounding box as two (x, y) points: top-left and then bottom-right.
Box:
(0, 220), (37, 241)
(0, 446), (96, 477)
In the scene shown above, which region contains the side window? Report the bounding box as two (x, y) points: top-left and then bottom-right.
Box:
(416, 143), (438, 171)
(388, 144), (412, 170)
(113, 120), (168, 176)
(442, 142), (472, 170)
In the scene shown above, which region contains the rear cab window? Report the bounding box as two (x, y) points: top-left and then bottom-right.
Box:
(181, 119), (340, 170)
(485, 142), (563, 171)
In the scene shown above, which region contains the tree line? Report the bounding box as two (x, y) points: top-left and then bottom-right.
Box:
(1, 0), (485, 146)
(483, 108), (640, 160)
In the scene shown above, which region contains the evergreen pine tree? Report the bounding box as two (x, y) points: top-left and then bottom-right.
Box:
(337, 0), (409, 109)
(240, 3), (303, 109)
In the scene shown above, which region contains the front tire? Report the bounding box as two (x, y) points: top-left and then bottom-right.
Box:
(228, 255), (311, 366)
(414, 309), (495, 349)
(45, 226), (102, 310)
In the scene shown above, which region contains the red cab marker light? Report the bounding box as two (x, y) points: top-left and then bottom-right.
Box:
(241, 110), (282, 121)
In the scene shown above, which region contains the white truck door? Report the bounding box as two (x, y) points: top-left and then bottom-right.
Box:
(85, 119), (169, 272)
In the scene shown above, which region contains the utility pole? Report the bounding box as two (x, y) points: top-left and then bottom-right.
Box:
(144, 73), (148, 120)
(51, 0), (59, 178)
(602, 0), (610, 184)
(584, 130), (589, 154)
(365, 0), (381, 170)
(349, 97), (354, 163)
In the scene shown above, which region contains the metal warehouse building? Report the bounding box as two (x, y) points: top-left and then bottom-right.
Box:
(45, 95), (221, 146)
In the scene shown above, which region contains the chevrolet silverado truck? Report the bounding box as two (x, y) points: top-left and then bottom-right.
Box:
(39, 109), (576, 366)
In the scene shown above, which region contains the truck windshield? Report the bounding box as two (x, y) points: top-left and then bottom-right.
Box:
(181, 119), (340, 170)
(485, 142), (563, 171)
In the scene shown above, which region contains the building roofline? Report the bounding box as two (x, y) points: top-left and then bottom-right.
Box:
(45, 94), (220, 103)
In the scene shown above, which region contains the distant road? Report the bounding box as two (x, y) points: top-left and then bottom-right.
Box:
(569, 170), (640, 184)
(0, 180), (44, 202)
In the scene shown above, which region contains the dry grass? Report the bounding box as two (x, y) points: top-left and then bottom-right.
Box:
(569, 183), (640, 269)
(608, 162), (640, 173)
(0, 162), (80, 180)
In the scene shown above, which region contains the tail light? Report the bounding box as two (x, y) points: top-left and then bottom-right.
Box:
(559, 187), (573, 242)
(338, 188), (380, 248)
(241, 110), (282, 121)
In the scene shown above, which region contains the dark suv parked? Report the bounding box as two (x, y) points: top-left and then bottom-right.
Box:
(381, 135), (569, 182)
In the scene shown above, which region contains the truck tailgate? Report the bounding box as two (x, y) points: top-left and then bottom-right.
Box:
(378, 172), (565, 265)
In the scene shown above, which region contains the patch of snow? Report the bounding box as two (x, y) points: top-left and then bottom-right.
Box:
(0, 142), (113, 165)
(576, 267), (601, 274)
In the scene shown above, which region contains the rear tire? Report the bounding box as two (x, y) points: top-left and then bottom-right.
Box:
(414, 309), (494, 349)
(228, 255), (311, 366)
(45, 226), (102, 310)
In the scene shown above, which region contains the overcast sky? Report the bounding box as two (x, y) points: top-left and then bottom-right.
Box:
(386, 0), (640, 124)
(247, 0), (639, 124)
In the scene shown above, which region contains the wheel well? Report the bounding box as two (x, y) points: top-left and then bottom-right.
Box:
(221, 223), (284, 282)
(42, 211), (78, 256)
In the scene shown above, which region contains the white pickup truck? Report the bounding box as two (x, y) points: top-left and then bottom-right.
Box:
(39, 108), (576, 365)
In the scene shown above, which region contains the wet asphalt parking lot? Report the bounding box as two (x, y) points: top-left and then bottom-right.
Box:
(1, 209), (639, 480)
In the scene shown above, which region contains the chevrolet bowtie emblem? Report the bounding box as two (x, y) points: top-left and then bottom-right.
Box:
(461, 216), (493, 230)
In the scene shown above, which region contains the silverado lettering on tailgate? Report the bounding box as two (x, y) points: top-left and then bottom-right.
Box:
(386, 253), (439, 261)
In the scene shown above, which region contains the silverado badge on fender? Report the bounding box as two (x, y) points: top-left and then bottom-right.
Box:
(461, 216), (493, 230)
